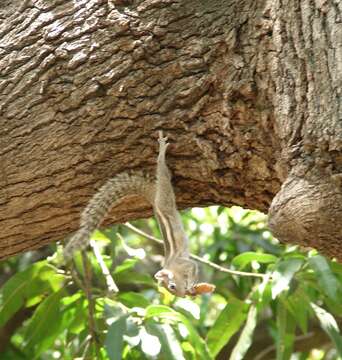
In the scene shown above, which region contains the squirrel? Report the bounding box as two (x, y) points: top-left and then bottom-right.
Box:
(64, 132), (215, 297)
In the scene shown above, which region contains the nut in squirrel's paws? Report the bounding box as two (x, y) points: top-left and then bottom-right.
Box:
(186, 282), (216, 296)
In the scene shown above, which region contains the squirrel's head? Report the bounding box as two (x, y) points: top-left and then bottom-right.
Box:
(154, 268), (189, 297)
(154, 265), (215, 297)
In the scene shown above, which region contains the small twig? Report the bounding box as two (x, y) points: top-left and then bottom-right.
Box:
(90, 239), (119, 294)
(81, 252), (101, 359)
(69, 264), (86, 293)
(123, 222), (269, 279)
(80, 335), (91, 359)
(191, 253), (269, 279)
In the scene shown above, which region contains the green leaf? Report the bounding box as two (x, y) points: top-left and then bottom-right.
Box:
(232, 252), (277, 269)
(217, 206), (225, 215)
(126, 317), (140, 337)
(105, 314), (128, 360)
(0, 261), (63, 327)
(104, 302), (127, 322)
(229, 305), (258, 360)
(146, 321), (184, 360)
(23, 289), (66, 358)
(175, 298), (200, 320)
(145, 305), (212, 359)
(311, 302), (342, 356)
(285, 293), (308, 334)
(64, 294), (87, 334)
(309, 255), (341, 303)
(117, 292), (150, 308)
(206, 298), (249, 357)
(271, 258), (303, 299)
(115, 270), (155, 287)
(145, 305), (176, 318)
(330, 261), (342, 277)
(114, 258), (138, 274)
(276, 300), (296, 360)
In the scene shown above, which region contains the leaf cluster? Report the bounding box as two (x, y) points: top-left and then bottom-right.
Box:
(1, 206), (342, 360)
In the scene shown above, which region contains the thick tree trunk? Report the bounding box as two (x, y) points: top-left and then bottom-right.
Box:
(0, 0), (341, 260)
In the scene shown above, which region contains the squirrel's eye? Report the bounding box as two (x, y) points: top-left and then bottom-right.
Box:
(168, 283), (176, 291)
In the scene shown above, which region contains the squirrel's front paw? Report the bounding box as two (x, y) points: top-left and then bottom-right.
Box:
(158, 131), (169, 149)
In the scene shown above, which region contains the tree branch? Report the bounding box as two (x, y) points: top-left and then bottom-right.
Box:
(90, 239), (119, 294)
(81, 252), (101, 359)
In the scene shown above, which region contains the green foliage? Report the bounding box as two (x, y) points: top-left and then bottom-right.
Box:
(229, 305), (258, 360)
(1, 206), (342, 359)
(310, 303), (342, 356)
(232, 252), (278, 269)
(0, 262), (64, 327)
(206, 297), (249, 356)
(105, 313), (128, 360)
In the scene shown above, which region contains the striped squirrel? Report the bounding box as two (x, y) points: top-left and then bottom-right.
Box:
(64, 132), (215, 297)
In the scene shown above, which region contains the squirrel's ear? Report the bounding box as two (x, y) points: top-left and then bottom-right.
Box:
(187, 282), (216, 296)
(154, 269), (174, 280)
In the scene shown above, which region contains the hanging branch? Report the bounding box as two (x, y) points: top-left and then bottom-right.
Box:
(90, 239), (119, 294)
(81, 252), (101, 359)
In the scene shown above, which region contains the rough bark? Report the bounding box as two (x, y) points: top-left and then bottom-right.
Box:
(0, 0), (341, 260)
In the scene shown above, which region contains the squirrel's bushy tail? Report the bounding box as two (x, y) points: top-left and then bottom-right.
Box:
(64, 171), (154, 261)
